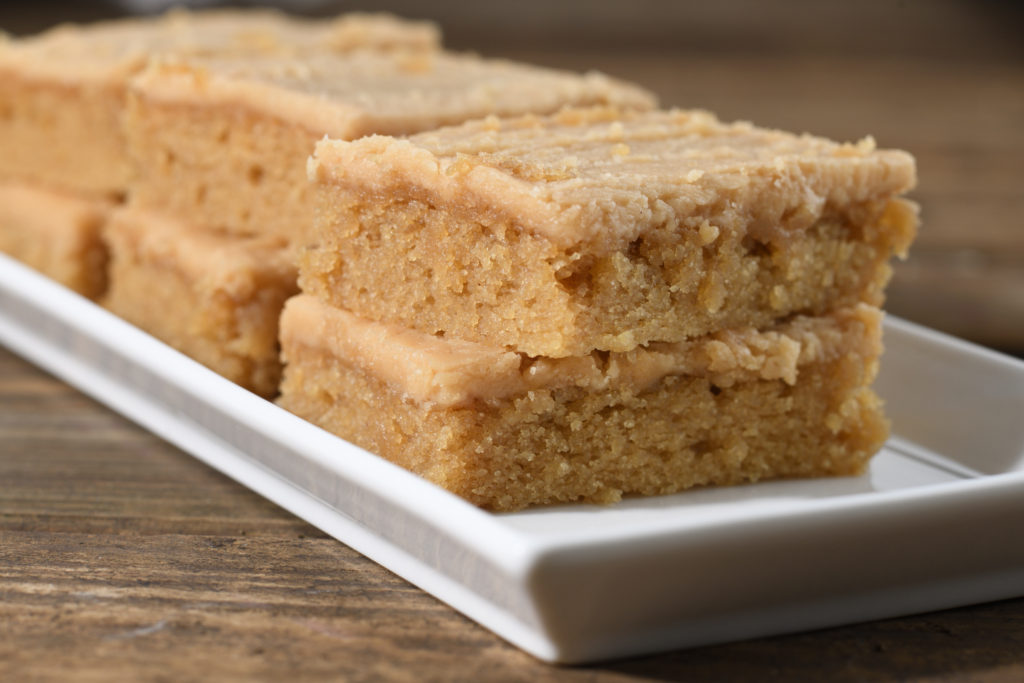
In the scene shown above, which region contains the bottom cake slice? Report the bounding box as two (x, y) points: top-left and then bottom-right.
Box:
(278, 295), (888, 511)
(0, 181), (113, 299)
(103, 207), (298, 397)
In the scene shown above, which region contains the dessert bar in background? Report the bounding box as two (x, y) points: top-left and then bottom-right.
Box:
(124, 51), (656, 243)
(0, 9), (439, 196)
(0, 181), (112, 299)
(103, 207), (297, 398)
(0, 9), (437, 303)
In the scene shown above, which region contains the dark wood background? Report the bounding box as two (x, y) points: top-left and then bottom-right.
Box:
(2, 1), (1023, 680)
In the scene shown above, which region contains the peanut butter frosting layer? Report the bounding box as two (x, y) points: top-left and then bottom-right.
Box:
(130, 52), (656, 140)
(106, 208), (295, 298)
(0, 9), (439, 84)
(280, 295), (882, 408)
(311, 107), (915, 251)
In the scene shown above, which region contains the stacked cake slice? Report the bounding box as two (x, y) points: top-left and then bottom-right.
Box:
(0, 9), (441, 196)
(0, 8), (438, 302)
(279, 107), (918, 510)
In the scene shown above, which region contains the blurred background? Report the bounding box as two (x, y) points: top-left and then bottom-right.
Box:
(3, 0), (1023, 355)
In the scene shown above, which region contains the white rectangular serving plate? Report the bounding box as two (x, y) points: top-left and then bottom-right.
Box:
(2, 252), (1023, 664)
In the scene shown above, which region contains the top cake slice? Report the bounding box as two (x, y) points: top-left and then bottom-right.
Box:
(0, 9), (440, 195)
(304, 107), (918, 357)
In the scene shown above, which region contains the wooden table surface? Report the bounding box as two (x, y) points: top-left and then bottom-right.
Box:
(2, 1), (1023, 680)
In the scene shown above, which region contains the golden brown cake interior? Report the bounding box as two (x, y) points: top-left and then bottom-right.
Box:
(0, 181), (112, 298)
(103, 208), (298, 397)
(278, 295), (888, 511)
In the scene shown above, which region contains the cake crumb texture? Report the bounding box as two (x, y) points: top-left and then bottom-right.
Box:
(0, 181), (112, 299)
(278, 296), (888, 510)
(103, 207), (298, 397)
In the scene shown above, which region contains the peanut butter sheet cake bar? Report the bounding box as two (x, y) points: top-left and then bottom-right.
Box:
(103, 207), (297, 397)
(278, 296), (888, 511)
(0, 9), (440, 197)
(124, 52), (656, 242)
(304, 107), (917, 358)
(284, 106), (918, 509)
(0, 181), (112, 299)
(0, 10), (437, 309)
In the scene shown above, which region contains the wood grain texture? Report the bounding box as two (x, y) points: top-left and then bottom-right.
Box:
(1, 1), (1023, 679)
